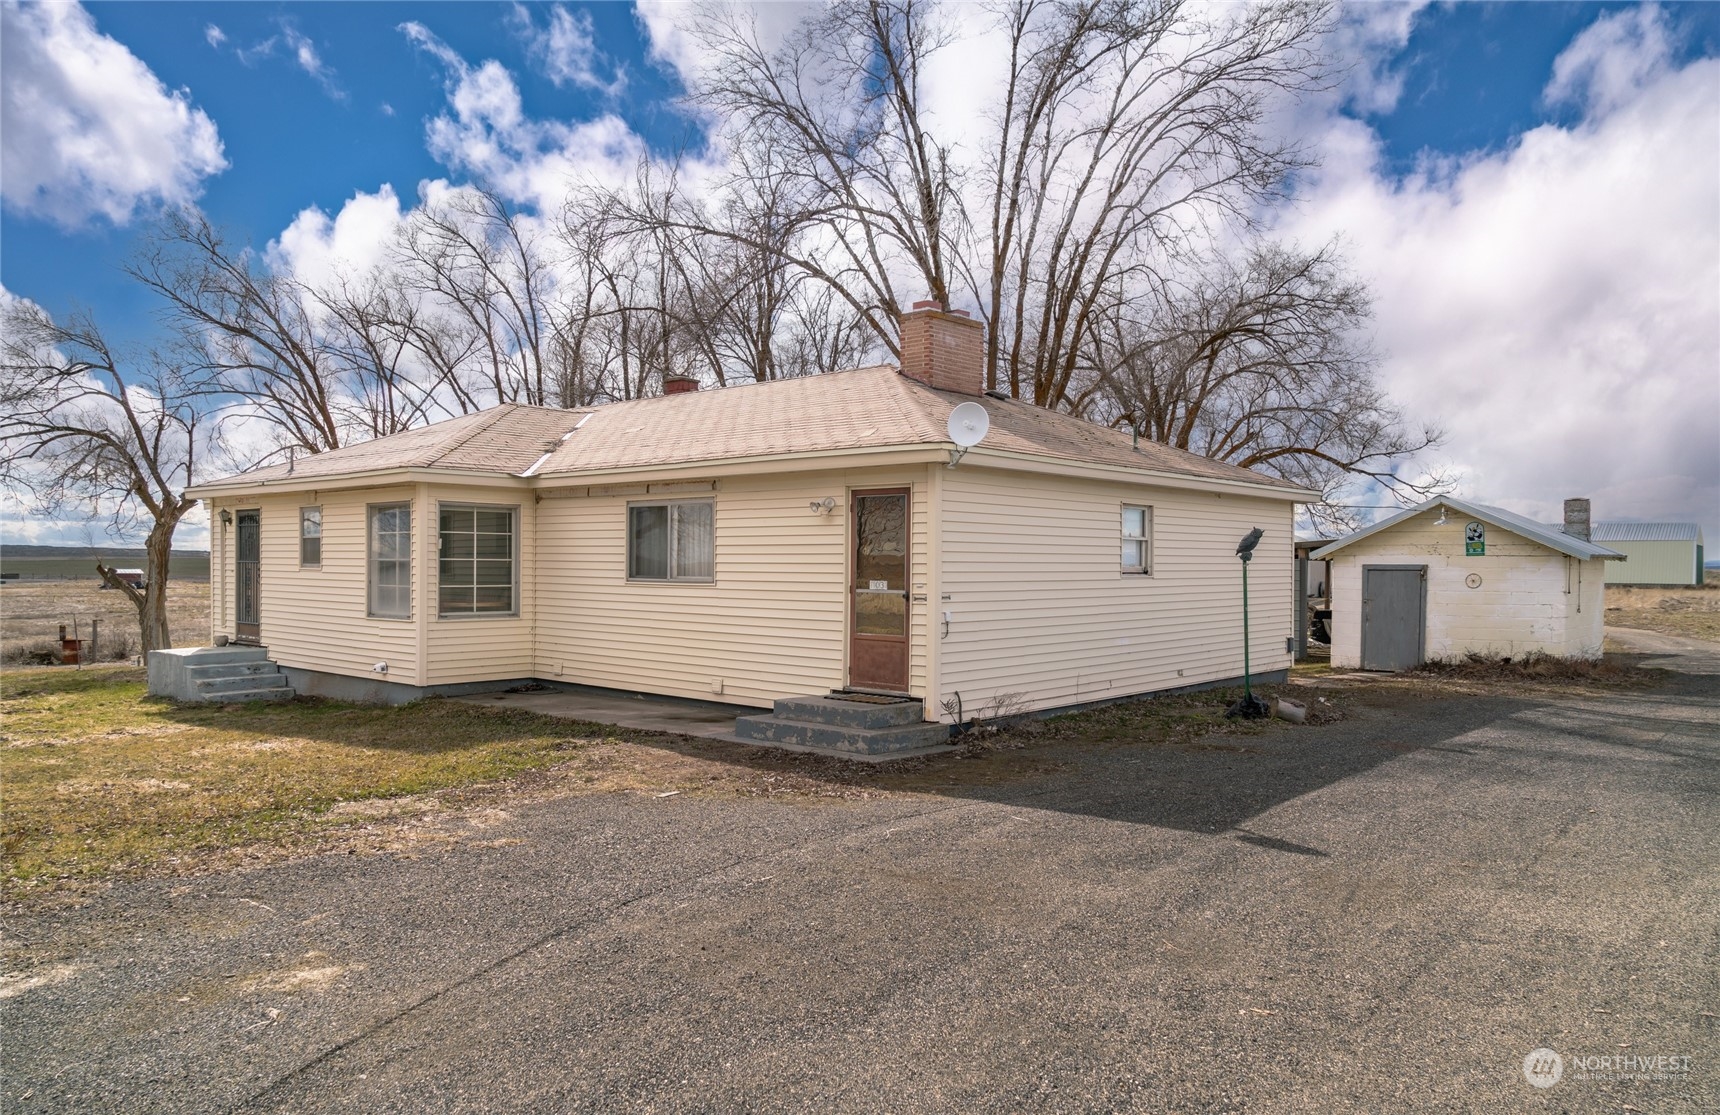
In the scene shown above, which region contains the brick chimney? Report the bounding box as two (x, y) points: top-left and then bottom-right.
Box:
(663, 374), (699, 395)
(1563, 497), (1591, 541)
(898, 299), (984, 396)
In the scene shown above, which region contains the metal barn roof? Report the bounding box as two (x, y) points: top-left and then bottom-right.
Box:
(1590, 522), (1701, 543)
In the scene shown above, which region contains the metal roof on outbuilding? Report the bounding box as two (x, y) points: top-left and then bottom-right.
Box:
(1590, 522), (1702, 543)
(1309, 497), (1626, 562)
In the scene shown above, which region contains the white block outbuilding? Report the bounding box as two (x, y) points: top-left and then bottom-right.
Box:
(1310, 498), (1625, 670)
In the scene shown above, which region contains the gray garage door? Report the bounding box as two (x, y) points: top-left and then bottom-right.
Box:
(1361, 566), (1425, 671)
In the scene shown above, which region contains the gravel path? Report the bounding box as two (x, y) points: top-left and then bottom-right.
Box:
(6, 664), (1718, 1114)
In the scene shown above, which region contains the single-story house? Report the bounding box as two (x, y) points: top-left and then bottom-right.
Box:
(1592, 523), (1705, 586)
(179, 302), (1315, 735)
(1310, 496), (1624, 670)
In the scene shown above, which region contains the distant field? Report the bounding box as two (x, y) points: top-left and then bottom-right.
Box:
(0, 546), (210, 582)
(1605, 583), (1720, 642)
(1, 556), (211, 581)
(1, 580), (210, 662)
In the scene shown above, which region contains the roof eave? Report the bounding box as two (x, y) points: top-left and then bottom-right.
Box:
(186, 466), (528, 500)
(1310, 497), (1627, 560)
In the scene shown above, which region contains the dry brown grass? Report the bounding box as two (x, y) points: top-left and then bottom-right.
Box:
(1410, 650), (1661, 687)
(0, 580), (209, 663)
(0, 666), (1365, 909)
(1604, 583), (1720, 642)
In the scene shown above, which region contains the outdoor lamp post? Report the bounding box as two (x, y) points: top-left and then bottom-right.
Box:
(1227, 527), (1270, 719)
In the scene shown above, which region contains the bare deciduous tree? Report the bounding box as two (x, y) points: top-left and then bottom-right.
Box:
(1088, 241), (1446, 525)
(0, 300), (206, 651)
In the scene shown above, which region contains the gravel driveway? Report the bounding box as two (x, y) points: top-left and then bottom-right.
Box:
(7, 646), (1718, 1114)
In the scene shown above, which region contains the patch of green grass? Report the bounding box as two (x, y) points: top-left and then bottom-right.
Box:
(0, 667), (626, 903)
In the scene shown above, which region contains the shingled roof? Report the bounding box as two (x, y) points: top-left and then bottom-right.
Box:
(193, 366), (1305, 494)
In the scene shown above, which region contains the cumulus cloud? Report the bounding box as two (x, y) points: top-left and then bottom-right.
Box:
(511, 3), (626, 97)
(265, 184), (406, 291)
(401, 20), (646, 210)
(0, 0), (226, 227)
(1279, 4), (1719, 538)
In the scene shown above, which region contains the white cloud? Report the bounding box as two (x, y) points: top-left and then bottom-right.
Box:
(401, 21), (646, 210)
(265, 184), (406, 291)
(204, 22), (226, 49)
(0, 0), (226, 227)
(281, 24), (345, 101)
(1278, 6), (1719, 540)
(1544, 3), (1676, 116)
(230, 21), (344, 101)
(512, 3), (626, 97)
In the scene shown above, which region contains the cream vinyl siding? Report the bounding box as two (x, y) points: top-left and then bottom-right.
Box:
(533, 467), (929, 708)
(1327, 512), (1607, 666)
(936, 467), (1296, 717)
(208, 487), (423, 683)
(424, 484), (535, 685)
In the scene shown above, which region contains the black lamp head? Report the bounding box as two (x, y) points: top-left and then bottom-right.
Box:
(1235, 527), (1264, 559)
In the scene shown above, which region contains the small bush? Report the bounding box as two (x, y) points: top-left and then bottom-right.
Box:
(4, 640), (63, 667)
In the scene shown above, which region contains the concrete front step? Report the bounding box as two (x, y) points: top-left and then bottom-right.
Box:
(733, 713), (950, 757)
(193, 673), (291, 696)
(148, 645), (295, 702)
(199, 686), (295, 703)
(772, 694), (928, 730)
(178, 645), (272, 666)
(188, 660), (278, 680)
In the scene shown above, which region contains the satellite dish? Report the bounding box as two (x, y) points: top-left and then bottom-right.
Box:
(948, 402), (990, 448)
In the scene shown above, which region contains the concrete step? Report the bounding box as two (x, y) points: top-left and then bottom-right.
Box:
(188, 660), (278, 680)
(773, 694), (926, 729)
(201, 685), (295, 703)
(175, 646), (272, 666)
(734, 714), (950, 757)
(193, 672), (290, 695)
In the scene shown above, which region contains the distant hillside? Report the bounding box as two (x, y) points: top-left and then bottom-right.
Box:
(1, 545), (210, 581)
(2, 544), (210, 560)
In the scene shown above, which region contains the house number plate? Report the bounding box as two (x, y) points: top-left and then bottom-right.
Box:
(868, 580), (888, 591)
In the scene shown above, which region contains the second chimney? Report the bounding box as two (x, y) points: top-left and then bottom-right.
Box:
(898, 299), (984, 396)
(663, 374), (700, 396)
(1563, 498), (1592, 541)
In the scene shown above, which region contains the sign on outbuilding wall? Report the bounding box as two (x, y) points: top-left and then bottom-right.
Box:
(1465, 521), (1486, 556)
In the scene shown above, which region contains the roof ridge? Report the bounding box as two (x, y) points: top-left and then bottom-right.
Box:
(422, 404), (524, 468)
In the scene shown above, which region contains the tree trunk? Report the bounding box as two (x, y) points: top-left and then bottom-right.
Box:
(96, 524), (176, 654)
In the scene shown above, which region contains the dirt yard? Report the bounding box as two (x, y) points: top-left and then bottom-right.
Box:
(0, 580), (210, 664)
(1606, 582), (1720, 641)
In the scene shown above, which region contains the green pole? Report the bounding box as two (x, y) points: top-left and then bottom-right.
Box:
(1241, 557), (1252, 701)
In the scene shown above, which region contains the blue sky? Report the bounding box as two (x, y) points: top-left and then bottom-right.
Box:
(3, 1), (1717, 546)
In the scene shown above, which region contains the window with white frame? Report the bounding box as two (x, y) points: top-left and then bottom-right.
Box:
(1121, 505), (1152, 574)
(439, 504), (517, 615)
(627, 500), (714, 581)
(299, 506), (322, 567)
(368, 503), (411, 618)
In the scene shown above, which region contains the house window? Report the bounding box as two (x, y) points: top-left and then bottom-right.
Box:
(1121, 505), (1152, 574)
(439, 504), (517, 615)
(628, 500), (714, 582)
(299, 507), (322, 567)
(368, 503), (411, 618)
